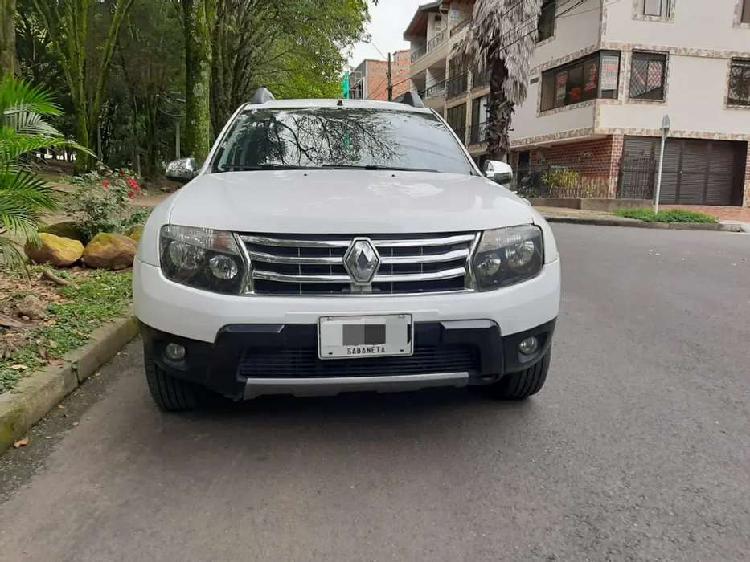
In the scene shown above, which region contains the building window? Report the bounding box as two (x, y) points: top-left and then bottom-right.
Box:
(540, 51), (621, 111)
(470, 96), (488, 144)
(643, 0), (671, 17)
(629, 52), (667, 100)
(538, 0), (556, 42)
(742, 0), (750, 23)
(728, 59), (750, 106)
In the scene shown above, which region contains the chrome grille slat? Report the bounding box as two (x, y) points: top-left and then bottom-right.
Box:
(241, 231), (478, 296)
(247, 248), (469, 265)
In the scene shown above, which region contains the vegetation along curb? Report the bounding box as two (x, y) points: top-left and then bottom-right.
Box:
(0, 315), (138, 454)
(543, 217), (746, 232)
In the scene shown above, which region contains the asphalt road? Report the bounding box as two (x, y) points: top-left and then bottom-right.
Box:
(1, 224), (749, 562)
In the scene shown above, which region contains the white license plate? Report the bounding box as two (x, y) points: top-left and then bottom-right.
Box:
(318, 315), (413, 360)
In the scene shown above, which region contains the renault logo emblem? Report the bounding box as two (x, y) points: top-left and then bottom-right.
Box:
(344, 238), (380, 285)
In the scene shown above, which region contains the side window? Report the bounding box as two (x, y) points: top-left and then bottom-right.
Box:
(728, 59), (750, 106)
(643, 0), (671, 17)
(629, 52), (668, 101)
(538, 0), (556, 42)
(743, 0), (750, 23)
(446, 104), (467, 143)
(540, 51), (621, 111)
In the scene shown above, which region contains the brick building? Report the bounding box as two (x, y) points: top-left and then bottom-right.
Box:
(405, 0), (750, 206)
(349, 50), (412, 101)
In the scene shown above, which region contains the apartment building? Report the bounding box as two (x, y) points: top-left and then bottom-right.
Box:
(405, 0), (750, 206)
(348, 50), (412, 101)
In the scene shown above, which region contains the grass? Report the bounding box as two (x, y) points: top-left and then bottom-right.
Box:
(614, 209), (718, 224)
(0, 270), (132, 394)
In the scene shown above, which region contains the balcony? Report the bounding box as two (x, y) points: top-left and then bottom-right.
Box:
(411, 45), (427, 63)
(472, 69), (490, 90)
(422, 81), (446, 99)
(446, 73), (469, 99)
(469, 121), (489, 145)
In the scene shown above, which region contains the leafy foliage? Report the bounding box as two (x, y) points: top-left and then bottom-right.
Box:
(614, 209), (718, 224)
(0, 268), (133, 394)
(0, 76), (68, 269)
(64, 168), (149, 241)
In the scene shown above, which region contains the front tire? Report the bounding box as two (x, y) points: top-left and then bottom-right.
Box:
(144, 349), (200, 412)
(484, 350), (551, 400)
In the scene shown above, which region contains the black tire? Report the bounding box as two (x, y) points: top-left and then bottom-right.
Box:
(144, 349), (200, 412)
(484, 350), (551, 400)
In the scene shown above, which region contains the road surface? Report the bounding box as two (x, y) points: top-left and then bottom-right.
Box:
(1, 224), (749, 561)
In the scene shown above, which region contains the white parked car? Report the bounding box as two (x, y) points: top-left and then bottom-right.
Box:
(133, 90), (560, 411)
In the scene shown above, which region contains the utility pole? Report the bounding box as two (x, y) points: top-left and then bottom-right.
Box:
(387, 52), (393, 101)
(654, 114), (671, 215)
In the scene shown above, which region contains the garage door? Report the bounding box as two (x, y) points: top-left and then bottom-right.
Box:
(619, 137), (747, 205)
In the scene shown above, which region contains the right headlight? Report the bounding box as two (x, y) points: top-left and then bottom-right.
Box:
(471, 225), (544, 291)
(159, 225), (247, 294)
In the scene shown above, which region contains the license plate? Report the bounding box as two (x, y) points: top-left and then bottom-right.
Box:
(318, 315), (413, 360)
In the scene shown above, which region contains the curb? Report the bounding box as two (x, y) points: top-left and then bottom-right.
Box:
(543, 216), (746, 232)
(0, 315), (138, 454)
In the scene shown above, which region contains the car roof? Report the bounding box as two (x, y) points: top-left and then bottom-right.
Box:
(239, 98), (434, 114)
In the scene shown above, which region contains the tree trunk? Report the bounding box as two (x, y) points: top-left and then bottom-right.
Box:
(183, 0), (213, 163)
(487, 58), (513, 161)
(0, 0), (16, 76)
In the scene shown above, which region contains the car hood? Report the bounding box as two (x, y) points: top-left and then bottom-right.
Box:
(167, 170), (536, 234)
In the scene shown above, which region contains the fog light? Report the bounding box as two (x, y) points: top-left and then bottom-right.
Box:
(164, 343), (186, 361)
(518, 336), (538, 356)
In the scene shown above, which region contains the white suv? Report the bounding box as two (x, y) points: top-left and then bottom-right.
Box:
(134, 90), (560, 411)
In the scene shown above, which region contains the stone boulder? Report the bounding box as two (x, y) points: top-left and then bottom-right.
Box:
(126, 225), (144, 243)
(40, 221), (87, 243)
(82, 233), (137, 270)
(25, 233), (84, 267)
(15, 295), (47, 320)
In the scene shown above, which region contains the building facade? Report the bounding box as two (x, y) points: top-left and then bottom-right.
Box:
(405, 0), (750, 206)
(349, 50), (412, 101)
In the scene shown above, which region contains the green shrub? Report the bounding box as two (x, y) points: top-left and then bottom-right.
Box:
(614, 209), (718, 223)
(64, 168), (150, 241)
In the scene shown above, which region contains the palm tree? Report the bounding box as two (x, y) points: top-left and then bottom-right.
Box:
(0, 76), (75, 267)
(462, 0), (542, 160)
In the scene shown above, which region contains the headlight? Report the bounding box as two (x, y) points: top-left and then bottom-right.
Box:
(159, 225), (246, 294)
(471, 225), (544, 290)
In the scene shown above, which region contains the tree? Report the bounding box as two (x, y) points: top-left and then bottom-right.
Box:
(31, 0), (135, 169)
(182, 0), (214, 162)
(0, 0), (16, 75)
(210, 0), (369, 133)
(463, 0), (542, 160)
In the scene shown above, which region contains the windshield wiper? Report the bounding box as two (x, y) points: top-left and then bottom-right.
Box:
(321, 164), (439, 173)
(217, 164), (320, 172)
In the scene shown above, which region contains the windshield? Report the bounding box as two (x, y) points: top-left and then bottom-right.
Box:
(211, 107), (475, 175)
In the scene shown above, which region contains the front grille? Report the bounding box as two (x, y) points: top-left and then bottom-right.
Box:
(238, 345), (480, 379)
(239, 232), (478, 295)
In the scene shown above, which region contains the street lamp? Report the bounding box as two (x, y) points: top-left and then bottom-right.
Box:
(654, 114), (671, 215)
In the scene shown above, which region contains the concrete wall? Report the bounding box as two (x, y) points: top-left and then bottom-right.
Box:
(510, 0), (603, 145)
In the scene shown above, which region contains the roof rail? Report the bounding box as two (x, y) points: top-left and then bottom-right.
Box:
(395, 90), (425, 108)
(250, 87), (275, 104)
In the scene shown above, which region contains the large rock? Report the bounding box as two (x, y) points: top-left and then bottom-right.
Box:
(126, 225), (144, 243)
(40, 221), (87, 243)
(25, 233), (84, 267)
(82, 233), (137, 270)
(15, 295), (47, 320)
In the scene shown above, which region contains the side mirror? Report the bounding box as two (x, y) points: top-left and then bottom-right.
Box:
(484, 160), (513, 186)
(166, 157), (198, 184)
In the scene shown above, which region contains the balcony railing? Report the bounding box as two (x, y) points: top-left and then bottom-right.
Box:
(446, 73), (469, 99)
(469, 121), (489, 145)
(426, 29), (447, 53)
(472, 70), (490, 90)
(450, 19), (471, 37)
(411, 45), (427, 63)
(422, 81), (446, 99)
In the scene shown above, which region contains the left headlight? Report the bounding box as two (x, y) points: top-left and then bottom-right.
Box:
(159, 225), (246, 294)
(471, 225), (544, 291)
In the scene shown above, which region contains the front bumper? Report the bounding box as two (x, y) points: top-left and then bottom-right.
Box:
(140, 319), (556, 400)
